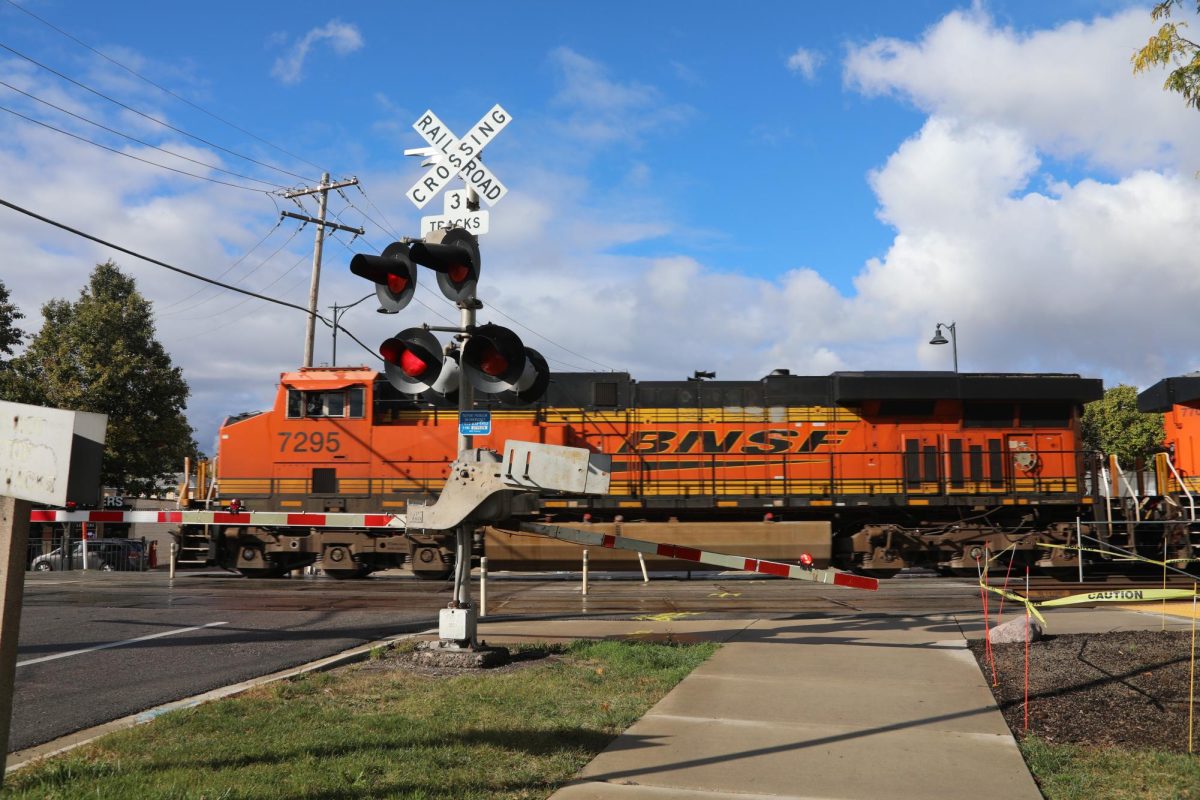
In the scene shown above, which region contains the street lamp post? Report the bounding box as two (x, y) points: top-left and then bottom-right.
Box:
(328, 293), (381, 366)
(929, 322), (958, 373)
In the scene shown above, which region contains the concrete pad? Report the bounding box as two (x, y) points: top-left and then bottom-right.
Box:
(651, 669), (1009, 735)
(738, 614), (969, 644)
(566, 713), (1039, 800)
(691, 639), (975, 683)
(553, 781), (816, 799)
(476, 618), (757, 645)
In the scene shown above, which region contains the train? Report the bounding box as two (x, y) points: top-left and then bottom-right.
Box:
(180, 365), (1123, 578)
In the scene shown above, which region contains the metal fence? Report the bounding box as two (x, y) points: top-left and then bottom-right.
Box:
(26, 529), (148, 573)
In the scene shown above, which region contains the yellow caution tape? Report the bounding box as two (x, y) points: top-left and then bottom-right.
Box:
(1038, 588), (1197, 607)
(1039, 542), (1200, 569)
(979, 582), (1047, 625)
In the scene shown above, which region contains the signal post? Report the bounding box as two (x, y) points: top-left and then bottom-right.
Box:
(350, 105), (549, 650)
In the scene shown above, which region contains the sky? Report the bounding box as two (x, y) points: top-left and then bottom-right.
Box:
(1, 0), (1199, 453)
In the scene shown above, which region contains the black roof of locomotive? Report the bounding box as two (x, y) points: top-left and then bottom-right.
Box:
(519, 370), (1102, 409)
(1138, 375), (1200, 412)
(372, 369), (1102, 410)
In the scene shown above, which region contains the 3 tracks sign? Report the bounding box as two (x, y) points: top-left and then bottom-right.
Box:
(406, 104), (511, 236)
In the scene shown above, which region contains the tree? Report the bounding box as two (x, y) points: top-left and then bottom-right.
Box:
(9, 261), (198, 495)
(1132, 1), (1200, 110)
(1081, 385), (1164, 464)
(0, 278), (24, 366)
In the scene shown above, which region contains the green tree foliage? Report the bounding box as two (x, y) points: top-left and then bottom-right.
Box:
(1132, 1), (1200, 110)
(8, 261), (198, 495)
(1081, 385), (1164, 464)
(0, 277), (24, 365)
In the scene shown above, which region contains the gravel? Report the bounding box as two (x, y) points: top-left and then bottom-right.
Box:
(969, 630), (1200, 752)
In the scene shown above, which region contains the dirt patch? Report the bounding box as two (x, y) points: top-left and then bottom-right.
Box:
(969, 630), (1198, 752)
(355, 643), (564, 678)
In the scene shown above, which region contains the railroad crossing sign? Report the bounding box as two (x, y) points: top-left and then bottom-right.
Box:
(420, 189), (490, 237)
(406, 104), (510, 211)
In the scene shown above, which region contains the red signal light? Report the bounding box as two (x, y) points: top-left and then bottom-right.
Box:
(386, 273), (409, 294)
(448, 263), (470, 283)
(400, 349), (428, 378)
(478, 345), (508, 376)
(799, 552), (814, 568)
(379, 338), (402, 363)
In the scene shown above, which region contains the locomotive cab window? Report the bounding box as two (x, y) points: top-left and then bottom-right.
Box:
(286, 387), (366, 419)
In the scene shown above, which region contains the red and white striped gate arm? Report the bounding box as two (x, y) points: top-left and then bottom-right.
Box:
(520, 522), (878, 591)
(28, 509), (406, 529)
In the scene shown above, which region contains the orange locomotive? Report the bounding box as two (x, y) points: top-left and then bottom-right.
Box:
(188, 367), (1103, 577)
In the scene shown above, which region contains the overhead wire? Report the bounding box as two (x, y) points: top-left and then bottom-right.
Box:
(0, 101), (278, 193)
(158, 221), (303, 316)
(156, 218), (285, 312)
(0, 195), (381, 361)
(0, 41), (318, 183)
(2, 0), (326, 173)
(0, 79), (286, 190)
(353, 184), (402, 240)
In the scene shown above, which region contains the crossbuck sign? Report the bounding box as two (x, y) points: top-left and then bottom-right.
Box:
(406, 105), (510, 220)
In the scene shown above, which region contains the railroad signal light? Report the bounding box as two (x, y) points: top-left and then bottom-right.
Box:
(798, 552), (814, 569)
(461, 323), (526, 394)
(509, 347), (551, 405)
(379, 327), (459, 395)
(409, 228), (481, 302)
(350, 242), (418, 313)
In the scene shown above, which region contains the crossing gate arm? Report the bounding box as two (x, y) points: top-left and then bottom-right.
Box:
(519, 522), (878, 591)
(28, 510), (408, 529)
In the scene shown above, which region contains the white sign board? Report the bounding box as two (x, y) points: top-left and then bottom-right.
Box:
(420, 211), (489, 236)
(406, 104), (511, 210)
(0, 401), (107, 506)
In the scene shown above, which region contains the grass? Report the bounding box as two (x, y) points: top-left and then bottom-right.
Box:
(2, 640), (716, 800)
(1021, 736), (1200, 800)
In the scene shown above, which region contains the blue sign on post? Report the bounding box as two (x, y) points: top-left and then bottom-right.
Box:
(459, 410), (492, 436)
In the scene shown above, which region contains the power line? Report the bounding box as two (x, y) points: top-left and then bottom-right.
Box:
(156, 220), (297, 314)
(0, 101), (276, 193)
(0, 40), (318, 183)
(0, 194), (380, 361)
(0, 79), (285, 189)
(484, 301), (618, 372)
(2, 0), (326, 173)
(353, 184), (402, 240)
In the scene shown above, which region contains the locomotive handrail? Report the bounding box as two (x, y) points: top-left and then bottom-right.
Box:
(1161, 451), (1196, 521)
(1110, 455), (1142, 523)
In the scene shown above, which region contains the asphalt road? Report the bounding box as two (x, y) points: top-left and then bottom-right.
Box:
(8, 569), (984, 753)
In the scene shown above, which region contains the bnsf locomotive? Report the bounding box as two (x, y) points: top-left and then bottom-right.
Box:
(184, 366), (1106, 578)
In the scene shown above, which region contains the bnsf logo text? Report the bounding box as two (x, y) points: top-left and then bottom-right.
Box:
(618, 429), (849, 455)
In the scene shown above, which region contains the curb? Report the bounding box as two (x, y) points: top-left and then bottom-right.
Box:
(5, 627), (436, 774)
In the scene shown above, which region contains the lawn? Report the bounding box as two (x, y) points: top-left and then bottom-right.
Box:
(3, 639), (717, 800)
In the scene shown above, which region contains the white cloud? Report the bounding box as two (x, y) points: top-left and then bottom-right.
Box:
(843, 6), (1200, 173)
(6, 9), (1200, 458)
(270, 20), (363, 85)
(786, 47), (823, 81)
(549, 47), (692, 144)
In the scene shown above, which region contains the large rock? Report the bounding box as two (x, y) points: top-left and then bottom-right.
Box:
(988, 617), (1044, 644)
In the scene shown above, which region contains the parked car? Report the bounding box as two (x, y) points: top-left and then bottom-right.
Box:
(30, 539), (147, 572)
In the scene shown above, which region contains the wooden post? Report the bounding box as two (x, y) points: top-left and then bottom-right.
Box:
(0, 495), (32, 785)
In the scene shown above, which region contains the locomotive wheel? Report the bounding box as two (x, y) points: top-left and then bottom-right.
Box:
(324, 564), (373, 580)
(413, 568), (452, 581)
(238, 567), (289, 579)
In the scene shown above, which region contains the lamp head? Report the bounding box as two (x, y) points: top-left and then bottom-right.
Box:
(929, 326), (949, 346)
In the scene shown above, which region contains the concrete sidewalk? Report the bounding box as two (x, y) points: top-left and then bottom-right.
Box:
(477, 607), (1191, 800)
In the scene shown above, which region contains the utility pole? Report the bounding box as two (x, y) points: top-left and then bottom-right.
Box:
(283, 174), (363, 367)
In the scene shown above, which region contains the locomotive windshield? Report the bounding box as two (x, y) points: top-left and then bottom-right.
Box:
(286, 387), (365, 419)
